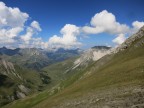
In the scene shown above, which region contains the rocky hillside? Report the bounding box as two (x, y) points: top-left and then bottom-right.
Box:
(0, 59), (28, 106)
(0, 58), (51, 106)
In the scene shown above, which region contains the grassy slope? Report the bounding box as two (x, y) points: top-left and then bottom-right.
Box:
(31, 42), (144, 107)
(42, 57), (77, 87)
(4, 46), (144, 108)
(2, 57), (79, 108)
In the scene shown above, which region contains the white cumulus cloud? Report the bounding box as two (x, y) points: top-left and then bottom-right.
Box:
(31, 21), (42, 31)
(0, 2), (29, 27)
(112, 34), (126, 45)
(132, 21), (144, 29)
(21, 27), (34, 44)
(48, 24), (81, 49)
(82, 10), (144, 46)
(0, 27), (24, 45)
(21, 21), (42, 43)
(82, 10), (129, 35)
(131, 21), (144, 34)
(0, 27), (23, 38)
(0, 1), (43, 48)
(112, 21), (144, 46)
(0, 1), (28, 46)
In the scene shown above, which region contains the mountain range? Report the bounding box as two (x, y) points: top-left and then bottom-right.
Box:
(1, 26), (144, 108)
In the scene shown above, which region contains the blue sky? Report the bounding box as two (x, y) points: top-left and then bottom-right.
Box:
(0, 0), (144, 49)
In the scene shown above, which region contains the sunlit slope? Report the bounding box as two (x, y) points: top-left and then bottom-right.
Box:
(31, 28), (144, 108)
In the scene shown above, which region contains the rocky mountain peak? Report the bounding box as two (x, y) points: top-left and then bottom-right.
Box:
(71, 46), (111, 70)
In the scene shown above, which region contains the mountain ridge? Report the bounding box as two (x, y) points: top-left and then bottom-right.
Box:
(1, 26), (144, 108)
(0, 47), (81, 71)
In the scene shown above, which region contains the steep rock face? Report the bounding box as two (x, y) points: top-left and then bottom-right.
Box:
(0, 58), (22, 80)
(72, 46), (111, 69)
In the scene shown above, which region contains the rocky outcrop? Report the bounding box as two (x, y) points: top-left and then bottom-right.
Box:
(15, 84), (30, 99)
(115, 26), (144, 53)
(0, 58), (22, 80)
(16, 91), (26, 99)
(71, 46), (111, 70)
(0, 59), (31, 106)
(18, 84), (30, 95)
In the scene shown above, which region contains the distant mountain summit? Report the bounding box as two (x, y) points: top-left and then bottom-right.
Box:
(92, 46), (111, 50)
(0, 47), (81, 70)
(0, 47), (20, 56)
